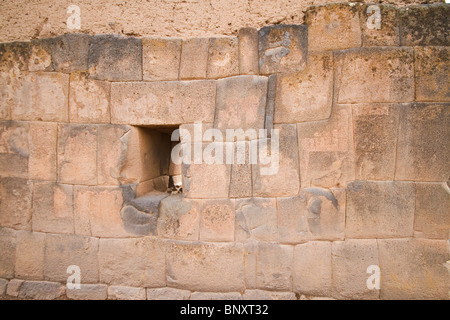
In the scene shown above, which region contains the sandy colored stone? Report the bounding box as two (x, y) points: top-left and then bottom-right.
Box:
(18, 281), (65, 300)
(191, 292), (242, 300)
(0, 278), (7, 296)
(200, 199), (235, 242)
(0, 177), (32, 230)
(147, 287), (191, 300)
(277, 196), (308, 244)
(0, 121), (29, 178)
(235, 198), (277, 242)
(167, 241), (245, 292)
(28, 122), (57, 181)
(256, 242), (293, 291)
(108, 286), (147, 300)
(229, 141), (252, 198)
(274, 52), (333, 123)
(305, 3), (361, 52)
(180, 38), (209, 80)
(143, 38), (181, 81)
(359, 4), (400, 46)
(6, 279), (23, 297)
(258, 25), (307, 74)
(27, 40), (52, 72)
(67, 284), (107, 300)
(15, 231), (45, 280)
(335, 47), (414, 103)
(207, 37), (239, 79)
(346, 181), (415, 238)
(238, 27), (259, 75)
(242, 290), (296, 300)
(243, 241), (258, 290)
(0, 228), (16, 279)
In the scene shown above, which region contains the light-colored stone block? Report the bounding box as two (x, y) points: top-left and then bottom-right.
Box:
(147, 287), (191, 300)
(199, 199), (235, 242)
(6, 279), (24, 297)
(0, 121), (29, 178)
(28, 122), (57, 181)
(108, 286), (147, 300)
(207, 37), (239, 79)
(277, 196), (308, 244)
(242, 290), (296, 300)
(143, 38), (181, 81)
(359, 4), (400, 47)
(0, 177), (32, 230)
(15, 230), (45, 280)
(0, 228), (16, 279)
(190, 292), (242, 300)
(235, 198), (277, 242)
(256, 243), (293, 291)
(180, 38), (209, 80)
(67, 284), (108, 300)
(238, 27), (259, 75)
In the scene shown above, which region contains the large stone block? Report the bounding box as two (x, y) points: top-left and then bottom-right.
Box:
(143, 38), (181, 81)
(258, 25), (307, 74)
(305, 3), (361, 52)
(199, 199), (235, 242)
(28, 122), (57, 181)
(99, 237), (166, 288)
(0, 177), (32, 230)
(352, 104), (401, 180)
(335, 47), (414, 103)
(0, 278), (7, 296)
(235, 198), (277, 242)
(229, 141), (252, 198)
(6, 279), (22, 297)
(256, 243), (293, 291)
(179, 38), (209, 80)
(207, 37), (239, 79)
(332, 240), (379, 300)
(415, 46), (449, 102)
(0, 42), (30, 73)
(346, 181), (415, 238)
(167, 241), (245, 292)
(297, 104), (354, 188)
(274, 52), (333, 123)
(0, 228), (16, 279)
(378, 239), (449, 300)
(0, 121), (29, 178)
(111, 80), (216, 125)
(238, 27), (259, 75)
(146, 287), (191, 300)
(18, 281), (65, 300)
(67, 284), (108, 300)
(395, 103), (449, 181)
(359, 4), (400, 47)
(45, 34), (92, 73)
(88, 35), (142, 81)
(293, 241), (331, 297)
(108, 286), (147, 300)
(277, 196), (308, 244)
(15, 231), (45, 280)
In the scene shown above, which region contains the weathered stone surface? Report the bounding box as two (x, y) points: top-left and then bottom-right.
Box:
(293, 242), (331, 297)
(399, 4), (450, 46)
(229, 141), (252, 198)
(243, 241), (258, 290)
(274, 52), (333, 123)
(28, 122), (57, 181)
(99, 237), (166, 288)
(378, 239), (449, 300)
(258, 25), (307, 74)
(256, 243), (293, 291)
(27, 41), (52, 72)
(359, 4), (400, 47)
(352, 104), (401, 180)
(242, 290), (296, 300)
(0, 177), (32, 230)
(6, 279), (23, 297)
(306, 3), (361, 52)
(0, 228), (16, 278)
(207, 37), (239, 79)
(67, 284), (107, 300)
(120, 205), (157, 237)
(46, 34), (91, 73)
(0, 42), (30, 73)
(200, 199), (235, 242)
(396, 103), (449, 181)
(108, 286), (147, 300)
(180, 38), (209, 80)
(57, 124), (97, 185)
(191, 292), (242, 300)
(346, 181), (415, 238)
(74, 186), (127, 238)
(32, 182), (73, 234)
(18, 281), (65, 300)
(277, 196), (308, 244)
(415, 46), (449, 102)
(0, 72), (12, 119)
(143, 38), (181, 81)
(297, 104), (354, 188)
(0, 278), (7, 296)
(335, 47), (414, 103)
(332, 240), (379, 300)
(0, 121), (29, 178)
(111, 80), (216, 125)
(69, 73), (110, 123)
(147, 287), (190, 300)
(15, 231), (45, 280)
(414, 183), (450, 239)
(235, 198), (277, 242)
(88, 35), (142, 81)
(167, 241), (245, 292)
(238, 27), (259, 75)
(44, 234), (99, 283)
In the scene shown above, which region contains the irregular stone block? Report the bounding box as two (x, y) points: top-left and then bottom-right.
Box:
(235, 198), (277, 242)
(0, 177), (32, 230)
(0, 121), (29, 178)
(143, 38), (181, 81)
(274, 52), (333, 123)
(147, 287), (191, 300)
(0, 42), (30, 73)
(67, 284), (107, 300)
(28, 122), (57, 181)
(6, 279), (23, 297)
(332, 240), (379, 300)
(415, 46), (450, 102)
(88, 35), (142, 81)
(359, 4), (400, 47)
(207, 37), (239, 79)
(242, 290), (296, 300)
(238, 27), (259, 75)
(200, 199), (235, 242)
(167, 241), (245, 292)
(277, 196), (308, 244)
(180, 38), (209, 80)
(293, 241), (332, 297)
(111, 80), (216, 125)
(378, 239), (449, 300)
(45, 34), (92, 73)
(256, 243), (293, 291)
(396, 103), (449, 181)
(18, 281), (65, 300)
(305, 3), (361, 52)
(0, 278), (7, 296)
(335, 47), (414, 103)
(27, 40), (52, 72)
(191, 292), (242, 300)
(258, 25), (307, 74)
(0, 228), (16, 278)
(99, 237), (166, 288)
(15, 230), (45, 280)
(108, 286), (147, 300)
(346, 181), (415, 238)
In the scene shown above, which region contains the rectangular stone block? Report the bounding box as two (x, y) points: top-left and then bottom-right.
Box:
(146, 287), (190, 300)
(167, 241), (245, 292)
(190, 292), (242, 300)
(0, 228), (16, 279)
(180, 38), (209, 80)
(6, 279), (23, 297)
(0, 72), (12, 120)
(229, 141), (252, 198)
(359, 4), (400, 47)
(293, 241), (331, 297)
(143, 38), (181, 81)
(0, 278), (7, 296)
(332, 240), (379, 300)
(378, 239), (449, 300)
(277, 196), (308, 244)
(99, 237), (166, 288)
(274, 52), (333, 123)
(242, 290), (296, 300)
(0, 177), (32, 230)
(57, 124), (97, 185)
(256, 243), (293, 291)
(238, 27), (259, 75)
(414, 183), (450, 239)
(44, 234), (99, 283)
(69, 73), (111, 123)
(396, 103), (449, 181)
(297, 104), (354, 188)
(88, 35), (142, 81)
(352, 104), (401, 180)
(0, 42), (30, 73)
(28, 122), (57, 181)
(335, 47), (414, 103)
(346, 181), (415, 238)
(415, 46), (449, 102)
(199, 199), (235, 242)
(67, 284), (108, 300)
(258, 25), (307, 74)
(305, 3), (361, 52)
(15, 231), (45, 280)
(111, 80), (216, 125)
(18, 281), (65, 300)
(26, 40), (53, 72)
(108, 286), (147, 300)
(45, 34), (92, 73)
(236, 198), (277, 242)
(0, 121), (29, 178)
(207, 37), (239, 79)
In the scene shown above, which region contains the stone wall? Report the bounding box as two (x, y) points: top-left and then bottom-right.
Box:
(0, 3), (449, 300)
